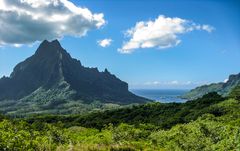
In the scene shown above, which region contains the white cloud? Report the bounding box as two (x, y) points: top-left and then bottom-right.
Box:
(118, 15), (214, 54)
(202, 25), (215, 33)
(170, 80), (179, 85)
(143, 80), (199, 86)
(97, 38), (112, 47)
(224, 79), (228, 83)
(144, 81), (161, 85)
(0, 0), (105, 46)
(131, 80), (210, 89)
(185, 81), (192, 85)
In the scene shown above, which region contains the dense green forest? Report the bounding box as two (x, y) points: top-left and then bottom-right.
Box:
(26, 92), (225, 129)
(1, 92), (240, 151)
(230, 85), (240, 100)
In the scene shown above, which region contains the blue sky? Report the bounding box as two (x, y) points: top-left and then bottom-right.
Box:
(0, 0), (240, 89)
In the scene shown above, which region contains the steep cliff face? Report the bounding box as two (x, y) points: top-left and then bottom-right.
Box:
(0, 40), (148, 104)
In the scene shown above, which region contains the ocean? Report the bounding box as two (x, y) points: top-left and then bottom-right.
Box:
(131, 89), (189, 103)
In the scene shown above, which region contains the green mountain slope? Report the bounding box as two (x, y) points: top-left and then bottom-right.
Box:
(182, 73), (240, 99)
(229, 84), (240, 100)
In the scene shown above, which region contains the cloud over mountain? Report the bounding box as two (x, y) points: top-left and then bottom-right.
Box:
(0, 0), (105, 46)
(119, 15), (214, 54)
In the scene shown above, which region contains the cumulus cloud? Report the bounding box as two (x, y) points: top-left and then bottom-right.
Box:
(0, 0), (105, 46)
(97, 38), (112, 47)
(118, 15), (214, 54)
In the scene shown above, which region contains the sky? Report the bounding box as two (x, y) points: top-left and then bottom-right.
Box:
(0, 0), (240, 89)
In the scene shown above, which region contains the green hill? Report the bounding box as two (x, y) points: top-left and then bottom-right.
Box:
(182, 73), (240, 99)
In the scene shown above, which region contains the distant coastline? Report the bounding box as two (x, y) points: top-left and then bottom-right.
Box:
(131, 89), (189, 103)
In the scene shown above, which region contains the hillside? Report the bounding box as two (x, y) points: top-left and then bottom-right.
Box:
(26, 92), (225, 129)
(182, 73), (240, 99)
(0, 40), (149, 116)
(1, 92), (239, 150)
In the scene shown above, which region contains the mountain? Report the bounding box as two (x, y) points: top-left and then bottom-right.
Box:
(0, 40), (149, 115)
(182, 73), (240, 99)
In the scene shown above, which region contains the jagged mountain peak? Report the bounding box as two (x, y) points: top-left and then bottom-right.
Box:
(35, 39), (66, 57)
(9, 39), (71, 79)
(0, 40), (149, 105)
(40, 39), (62, 49)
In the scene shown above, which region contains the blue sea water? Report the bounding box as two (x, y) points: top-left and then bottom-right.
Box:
(131, 89), (189, 103)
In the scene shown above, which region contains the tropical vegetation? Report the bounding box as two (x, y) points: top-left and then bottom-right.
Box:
(1, 90), (240, 151)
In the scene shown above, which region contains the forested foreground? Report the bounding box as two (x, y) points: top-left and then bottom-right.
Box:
(0, 93), (240, 150)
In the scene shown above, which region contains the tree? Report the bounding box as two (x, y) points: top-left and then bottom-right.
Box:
(229, 85), (240, 100)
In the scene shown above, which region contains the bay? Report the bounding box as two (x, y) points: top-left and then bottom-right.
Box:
(131, 89), (189, 103)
